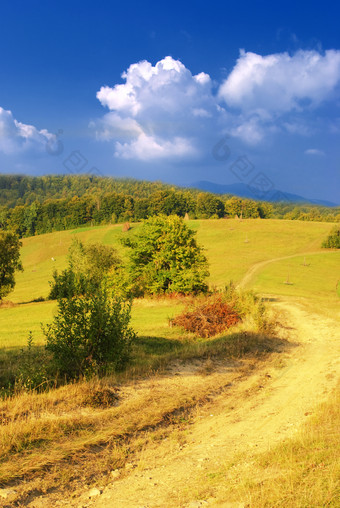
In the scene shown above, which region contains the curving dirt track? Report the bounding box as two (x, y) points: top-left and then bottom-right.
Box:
(83, 298), (340, 508)
(237, 250), (334, 289)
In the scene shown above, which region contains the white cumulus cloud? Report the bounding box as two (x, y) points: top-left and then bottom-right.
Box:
(0, 107), (55, 154)
(219, 49), (340, 115)
(95, 56), (221, 160)
(94, 51), (340, 155)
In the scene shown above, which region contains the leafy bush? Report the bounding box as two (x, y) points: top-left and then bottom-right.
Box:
(173, 295), (240, 337)
(44, 283), (135, 378)
(49, 239), (121, 299)
(49, 267), (89, 299)
(322, 225), (340, 248)
(79, 241), (121, 281)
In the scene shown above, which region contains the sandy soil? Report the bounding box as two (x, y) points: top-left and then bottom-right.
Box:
(77, 299), (339, 508)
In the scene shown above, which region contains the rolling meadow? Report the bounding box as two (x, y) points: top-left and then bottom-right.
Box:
(0, 217), (339, 507)
(1, 218), (338, 348)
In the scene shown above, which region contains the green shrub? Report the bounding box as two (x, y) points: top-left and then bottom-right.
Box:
(44, 283), (135, 379)
(48, 267), (89, 299)
(48, 239), (121, 300)
(322, 225), (340, 248)
(0, 231), (23, 300)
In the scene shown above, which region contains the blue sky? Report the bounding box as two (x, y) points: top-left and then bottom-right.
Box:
(0, 0), (339, 203)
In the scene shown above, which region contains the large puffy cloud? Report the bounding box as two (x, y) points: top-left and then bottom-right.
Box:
(95, 56), (223, 160)
(218, 49), (340, 144)
(95, 51), (340, 155)
(219, 49), (340, 115)
(0, 107), (55, 154)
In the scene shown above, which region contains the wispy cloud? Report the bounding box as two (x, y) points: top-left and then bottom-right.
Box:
(0, 107), (55, 154)
(304, 148), (326, 156)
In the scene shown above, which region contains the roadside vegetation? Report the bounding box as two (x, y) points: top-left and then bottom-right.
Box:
(173, 283), (269, 337)
(0, 323), (281, 503)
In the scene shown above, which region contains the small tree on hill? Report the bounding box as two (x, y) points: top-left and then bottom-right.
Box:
(49, 239), (121, 299)
(0, 231), (23, 301)
(124, 215), (209, 295)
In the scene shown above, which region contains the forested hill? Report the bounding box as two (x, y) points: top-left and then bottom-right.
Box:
(0, 174), (339, 238)
(0, 174), (182, 207)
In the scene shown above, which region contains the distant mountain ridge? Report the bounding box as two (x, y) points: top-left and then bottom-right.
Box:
(189, 181), (338, 207)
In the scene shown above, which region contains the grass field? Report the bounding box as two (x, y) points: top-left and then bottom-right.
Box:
(249, 251), (340, 315)
(0, 218), (339, 506)
(250, 252), (340, 298)
(9, 219), (334, 304)
(196, 218), (334, 287)
(0, 218), (337, 350)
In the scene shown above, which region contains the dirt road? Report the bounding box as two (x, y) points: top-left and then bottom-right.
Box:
(237, 250), (334, 288)
(84, 299), (339, 508)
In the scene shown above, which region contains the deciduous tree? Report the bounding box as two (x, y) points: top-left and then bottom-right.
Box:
(124, 215), (209, 295)
(0, 231), (23, 300)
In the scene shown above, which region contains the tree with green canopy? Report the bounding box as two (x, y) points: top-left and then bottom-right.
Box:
(0, 231), (23, 300)
(124, 215), (209, 295)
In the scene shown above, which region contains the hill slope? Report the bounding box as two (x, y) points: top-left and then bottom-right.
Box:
(0, 218), (339, 507)
(190, 181), (339, 207)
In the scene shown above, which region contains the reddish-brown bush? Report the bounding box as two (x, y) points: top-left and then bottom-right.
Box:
(122, 222), (131, 232)
(173, 295), (240, 337)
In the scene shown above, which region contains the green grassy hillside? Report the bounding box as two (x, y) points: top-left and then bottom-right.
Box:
(10, 219), (334, 303)
(0, 218), (339, 507)
(249, 252), (340, 301)
(0, 218), (338, 349)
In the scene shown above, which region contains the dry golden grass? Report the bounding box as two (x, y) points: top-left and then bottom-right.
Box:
(189, 382), (340, 508)
(0, 330), (281, 505)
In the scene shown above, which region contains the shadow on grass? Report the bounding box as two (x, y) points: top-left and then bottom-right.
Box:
(128, 330), (297, 380)
(1, 330), (297, 396)
(133, 335), (184, 355)
(0, 345), (50, 396)
(0, 347), (25, 394)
